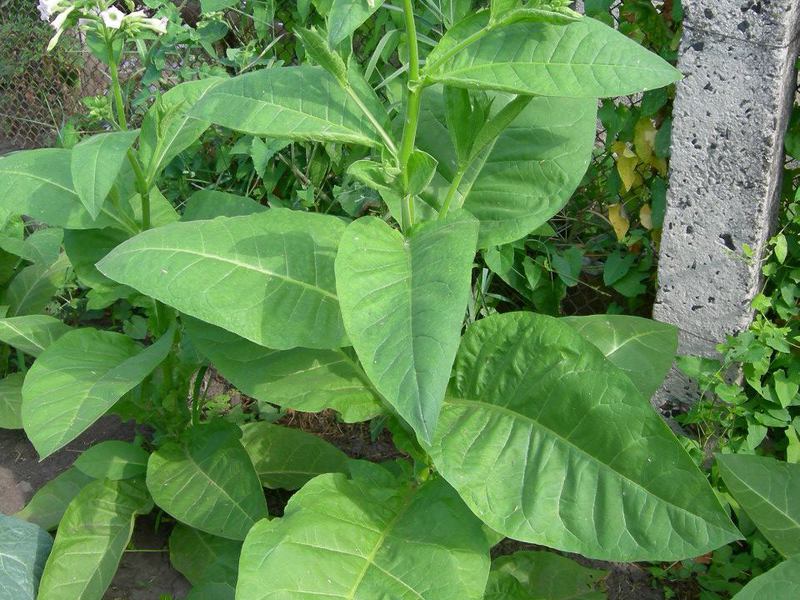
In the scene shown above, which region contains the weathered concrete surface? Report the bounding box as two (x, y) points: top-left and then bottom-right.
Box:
(654, 0), (800, 406)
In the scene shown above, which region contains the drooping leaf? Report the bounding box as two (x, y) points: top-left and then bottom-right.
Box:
(417, 88), (597, 247)
(169, 524), (241, 588)
(328, 0), (386, 46)
(429, 312), (740, 561)
(73, 441), (149, 481)
(491, 551), (607, 599)
(236, 472), (490, 600)
(146, 421), (268, 540)
(71, 130), (139, 219)
(182, 189), (267, 221)
(0, 315), (71, 357)
(4, 254), (70, 317)
(0, 373), (25, 429)
(717, 454), (800, 558)
(335, 211), (479, 443)
(0, 514), (53, 600)
(183, 317), (383, 423)
(98, 210), (348, 350)
(425, 15), (681, 97)
(22, 327), (174, 458)
(36, 478), (152, 600)
(732, 556), (800, 600)
(190, 67), (381, 147)
(240, 421), (350, 489)
(561, 315), (678, 400)
(15, 467), (94, 531)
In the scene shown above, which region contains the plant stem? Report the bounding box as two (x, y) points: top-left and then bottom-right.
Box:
(16, 349), (27, 375)
(191, 366), (208, 426)
(397, 0), (423, 231)
(439, 168), (466, 219)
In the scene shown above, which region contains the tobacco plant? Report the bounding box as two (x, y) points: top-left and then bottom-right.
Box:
(0, 0), (743, 598)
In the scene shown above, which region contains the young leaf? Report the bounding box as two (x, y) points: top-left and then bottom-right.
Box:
(327, 0), (386, 46)
(15, 467), (94, 531)
(561, 315), (678, 400)
(36, 478), (153, 600)
(443, 86), (483, 164)
(429, 312), (741, 561)
(236, 473), (490, 600)
(183, 317), (384, 423)
(0, 315), (71, 357)
(732, 556), (800, 600)
(4, 254), (70, 317)
(98, 210), (348, 350)
(0, 514), (53, 600)
(295, 26), (348, 85)
(146, 421), (268, 540)
(0, 373), (25, 429)
(22, 327), (174, 458)
(491, 551), (607, 599)
(73, 441), (149, 481)
(70, 130), (139, 219)
(169, 525), (241, 588)
(425, 15), (681, 97)
(240, 421), (350, 489)
(182, 189), (268, 221)
(717, 454), (800, 558)
(406, 149), (438, 196)
(190, 67), (382, 147)
(335, 211), (479, 443)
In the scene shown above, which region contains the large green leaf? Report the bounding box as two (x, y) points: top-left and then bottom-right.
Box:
(240, 421), (350, 489)
(4, 254), (70, 317)
(183, 317), (383, 423)
(0, 227), (63, 266)
(335, 212), (478, 443)
(71, 130), (139, 219)
(146, 422), (268, 540)
(0, 514), (53, 600)
(717, 454), (800, 558)
(36, 478), (152, 600)
(562, 315), (678, 400)
(0, 373), (25, 429)
(236, 469), (490, 600)
(328, 0), (386, 45)
(429, 312), (740, 561)
(425, 14), (681, 97)
(139, 78), (224, 179)
(491, 551), (607, 599)
(190, 66), (381, 147)
(22, 327), (174, 458)
(63, 227), (130, 291)
(182, 189), (267, 221)
(98, 210), (348, 350)
(0, 315), (71, 357)
(169, 524), (241, 588)
(73, 441), (149, 481)
(417, 89), (597, 247)
(15, 467), (94, 531)
(732, 556), (800, 600)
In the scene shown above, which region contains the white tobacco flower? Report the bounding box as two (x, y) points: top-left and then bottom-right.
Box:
(37, 0), (62, 21)
(47, 5), (74, 50)
(125, 11), (168, 35)
(100, 6), (125, 29)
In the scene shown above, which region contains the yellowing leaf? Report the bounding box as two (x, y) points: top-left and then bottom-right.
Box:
(612, 142), (642, 192)
(634, 118), (657, 164)
(640, 204), (653, 230)
(608, 204), (630, 241)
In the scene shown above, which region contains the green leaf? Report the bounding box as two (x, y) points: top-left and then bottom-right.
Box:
(296, 26), (348, 84)
(717, 454), (800, 558)
(37, 478), (152, 600)
(187, 582), (236, 600)
(328, 0), (385, 45)
(417, 89), (597, 247)
(732, 556), (800, 600)
(430, 312), (740, 561)
(71, 130), (139, 219)
(183, 317), (384, 423)
(240, 421), (349, 489)
(0, 514), (53, 600)
(0, 227), (64, 266)
(0, 315), (71, 357)
(4, 254), (70, 317)
(491, 551), (607, 599)
(22, 327), (174, 458)
(425, 15), (681, 97)
(335, 212), (479, 443)
(190, 67), (381, 147)
(139, 78), (224, 179)
(561, 315), (678, 400)
(0, 373), (25, 429)
(63, 227), (130, 292)
(98, 210), (348, 350)
(169, 524), (241, 588)
(236, 473), (490, 600)
(182, 189), (267, 221)
(146, 422), (268, 540)
(73, 441), (149, 481)
(15, 467), (94, 531)
(483, 571), (528, 600)
(200, 0), (239, 11)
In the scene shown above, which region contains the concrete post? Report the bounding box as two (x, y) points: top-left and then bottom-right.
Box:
(653, 0), (800, 406)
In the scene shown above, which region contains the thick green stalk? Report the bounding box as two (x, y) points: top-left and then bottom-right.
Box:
(398, 0), (422, 230)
